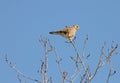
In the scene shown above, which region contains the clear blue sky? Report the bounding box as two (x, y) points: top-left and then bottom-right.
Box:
(0, 0), (120, 83)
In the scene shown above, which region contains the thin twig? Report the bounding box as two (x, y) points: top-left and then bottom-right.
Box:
(18, 74), (22, 83)
(89, 43), (105, 80)
(39, 37), (54, 83)
(90, 42), (118, 81)
(82, 34), (88, 59)
(48, 39), (63, 75)
(70, 41), (90, 83)
(106, 61), (112, 83)
(5, 55), (41, 83)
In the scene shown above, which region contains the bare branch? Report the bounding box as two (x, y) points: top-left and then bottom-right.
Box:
(48, 40), (63, 75)
(90, 42), (118, 82)
(62, 71), (68, 83)
(82, 34), (88, 59)
(5, 55), (42, 83)
(89, 43), (106, 80)
(49, 77), (54, 83)
(5, 35), (118, 83)
(106, 44), (118, 62)
(39, 37), (54, 83)
(70, 41), (90, 83)
(18, 74), (22, 83)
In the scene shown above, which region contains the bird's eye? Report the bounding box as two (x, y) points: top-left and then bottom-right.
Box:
(76, 25), (79, 29)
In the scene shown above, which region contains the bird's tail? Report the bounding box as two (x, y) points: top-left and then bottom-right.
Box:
(49, 31), (62, 34)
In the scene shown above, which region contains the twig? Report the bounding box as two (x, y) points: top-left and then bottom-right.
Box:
(106, 62), (112, 83)
(5, 55), (41, 83)
(90, 42), (118, 81)
(39, 37), (54, 83)
(49, 77), (54, 83)
(89, 43), (105, 80)
(47, 39), (63, 76)
(70, 41), (90, 83)
(18, 74), (22, 83)
(82, 34), (88, 59)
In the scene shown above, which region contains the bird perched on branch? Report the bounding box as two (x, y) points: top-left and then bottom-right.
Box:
(49, 25), (79, 42)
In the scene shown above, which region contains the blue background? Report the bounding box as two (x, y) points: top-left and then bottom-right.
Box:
(0, 0), (120, 83)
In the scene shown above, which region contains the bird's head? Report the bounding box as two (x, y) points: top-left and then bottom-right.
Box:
(73, 25), (80, 30)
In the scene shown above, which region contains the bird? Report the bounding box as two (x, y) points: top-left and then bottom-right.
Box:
(49, 25), (80, 42)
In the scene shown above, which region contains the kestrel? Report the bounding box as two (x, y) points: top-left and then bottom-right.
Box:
(49, 25), (79, 42)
